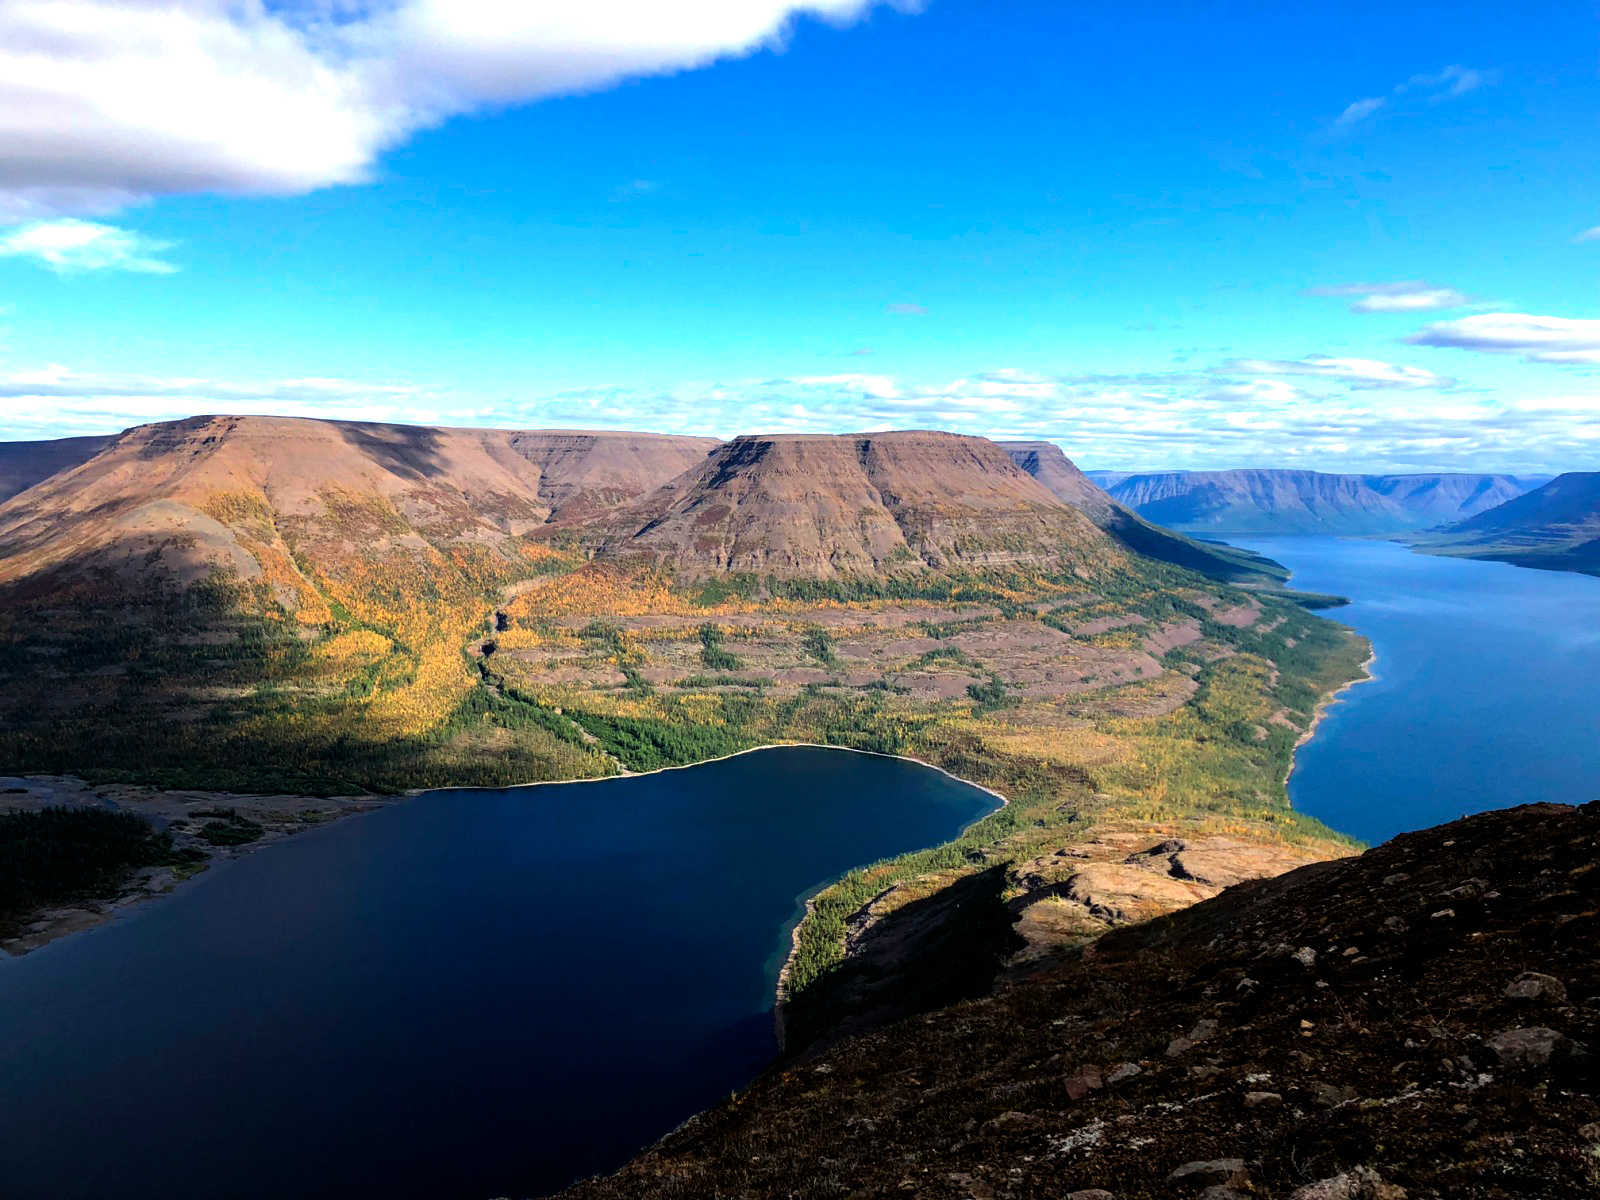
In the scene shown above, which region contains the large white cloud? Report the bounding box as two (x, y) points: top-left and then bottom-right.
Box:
(1406, 313), (1600, 365)
(0, 0), (914, 220)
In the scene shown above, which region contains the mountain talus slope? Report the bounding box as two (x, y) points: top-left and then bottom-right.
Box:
(572, 431), (1125, 580)
(554, 801), (1599, 1200)
(0, 434), (116, 504)
(1091, 469), (1544, 535)
(1002, 442), (1289, 585)
(1411, 471), (1600, 576)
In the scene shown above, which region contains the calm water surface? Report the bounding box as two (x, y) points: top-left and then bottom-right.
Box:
(1225, 536), (1600, 844)
(0, 747), (995, 1200)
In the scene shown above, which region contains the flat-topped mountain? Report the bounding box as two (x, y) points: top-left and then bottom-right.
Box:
(576, 431), (1124, 580)
(0, 416), (718, 603)
(0, 434), (116, 504)
(1413, 471), (1600, 576)
(1002, 441), (1288, 585)
(1090, 468), (1544, 534)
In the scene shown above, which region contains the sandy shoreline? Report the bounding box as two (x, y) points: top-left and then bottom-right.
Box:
(1289, 643), (1379, 787)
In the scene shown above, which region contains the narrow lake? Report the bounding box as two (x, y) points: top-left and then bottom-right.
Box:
(0, 746), (996, 1200)
(1225, 536), (1600, 845)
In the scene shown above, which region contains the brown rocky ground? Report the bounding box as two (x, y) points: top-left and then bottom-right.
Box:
(550, 801), (1599, 1200)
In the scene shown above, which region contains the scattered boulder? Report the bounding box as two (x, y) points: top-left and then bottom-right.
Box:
(1166, 1017), (1219, 1057)
(1106, 1061), (1142, 1084)
(1167, 1159), (1247, 1190)
(1243, 1090), (1283, 1108)
(1504, 971), (1567, 1003)
(1486, 1026), (1568, 1069)
(1064, 1064), (1104, 1100)
(1066, 1191), (1114, 1200)
(1308, 1081), (1358, 1108)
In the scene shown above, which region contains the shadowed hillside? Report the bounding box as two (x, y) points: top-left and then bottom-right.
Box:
(1090, 469), (1544, 535)
(1002, 442), (1289, 586)
(1410, 471), (1600, 576)
(0, 434), (116, 504)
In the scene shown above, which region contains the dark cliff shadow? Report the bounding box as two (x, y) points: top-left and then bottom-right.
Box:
(780, 863), (1024, 1060)
(339, 422), (450, 483)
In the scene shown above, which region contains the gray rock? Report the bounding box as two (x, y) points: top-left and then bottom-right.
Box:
(1309, 1081), (1358, 1108)
(1198, 1190), (1250, 1200)
(1487, 1026), (1566, 1069)
(1505, 971), (1567, 1004)
(1066, 1191), (1115, 1200)
(1244, 1090), (1283, 1108)
(1167, 1159), (1247, 1189)
(1293, 946), (1318, 967)
(1106, 1061), (1142, 1084)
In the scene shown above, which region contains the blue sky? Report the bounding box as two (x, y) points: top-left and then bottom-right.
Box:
(0, 0), (1597, 471)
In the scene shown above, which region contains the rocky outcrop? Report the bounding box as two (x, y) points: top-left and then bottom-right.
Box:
(551, 801), (1599, 1200)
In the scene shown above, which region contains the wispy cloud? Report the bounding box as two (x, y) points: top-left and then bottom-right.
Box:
(1333, 64), (1495, 129)
(0, 220), (175, 274)
(1217, 355), (1456, 390)
(1576, 227), (1600, 244)
(1307, 280), (1469, 313)
(0, 1), (921, 221)
(7, 352), (1592, 475)
(1406, 313), (1600, 365)
(885, 303), (928, 316)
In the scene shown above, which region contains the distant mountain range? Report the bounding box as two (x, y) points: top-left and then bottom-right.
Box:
(1411, 472), (1600, 576)
(1087, 468), (1547, 535)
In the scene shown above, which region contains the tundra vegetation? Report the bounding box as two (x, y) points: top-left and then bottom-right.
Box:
(0, 482), (1366, 1005)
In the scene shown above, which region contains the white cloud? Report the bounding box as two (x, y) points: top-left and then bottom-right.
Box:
(4, 359), (1595, 474)
(1332, 64), (1494, 129)
(0, 219), (175, 273)
(0, 0), (917, 220)
(1307, 280), (1468, 313)
(885, 302), (928, 316)
(1576, 227), (1600, 244)
(1335, 97), (1385, 126)
(1406, 313), (1600, 365)
(1216, 355), (1456, 390)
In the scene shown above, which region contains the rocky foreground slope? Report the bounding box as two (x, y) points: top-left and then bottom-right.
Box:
(1411, 472), (1600, 577)
(1090, 470), (1542, 536)
(552, 801), (1598, 1200)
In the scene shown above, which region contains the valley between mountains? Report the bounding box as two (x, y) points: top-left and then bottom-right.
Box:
(0, 416), (1365, 1015)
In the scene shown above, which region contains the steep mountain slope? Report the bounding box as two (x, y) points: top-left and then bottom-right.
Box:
(1090, 469), (1544, 534)
(1412, 471), (1600, 576)
(1002, 442), (1288, 586)
(555, 800), (1599, 1200)
(0, 416), (718, 604)
(574, 432), (1124, 581)
(0, 434), (116, 504)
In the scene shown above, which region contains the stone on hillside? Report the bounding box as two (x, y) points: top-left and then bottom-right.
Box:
(1243, 1090), (1283, 1108)
(1167, 1159), (1247, 1189)
(1309, 1082), (1358, 1108)
(1066, 1190), (1114, 1200)
(1106, 1061), (1142, 1084)
(1504, 971), (1567, 1003)
(1487, 1026), (1567, 1069)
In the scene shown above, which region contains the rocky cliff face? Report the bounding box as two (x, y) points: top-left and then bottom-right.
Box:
(576, 432), (1123, 580)
(0, 435), (115, 504)
(553, 801), (1598, 1199)
(1091, 469), (1543, 535)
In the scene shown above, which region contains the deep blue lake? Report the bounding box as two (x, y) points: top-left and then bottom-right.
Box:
(1226, 536), (1600, 845)
(0, 747), (996, 1200)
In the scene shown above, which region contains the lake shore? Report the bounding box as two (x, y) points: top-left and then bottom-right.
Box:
(0, 775), (393, 956)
